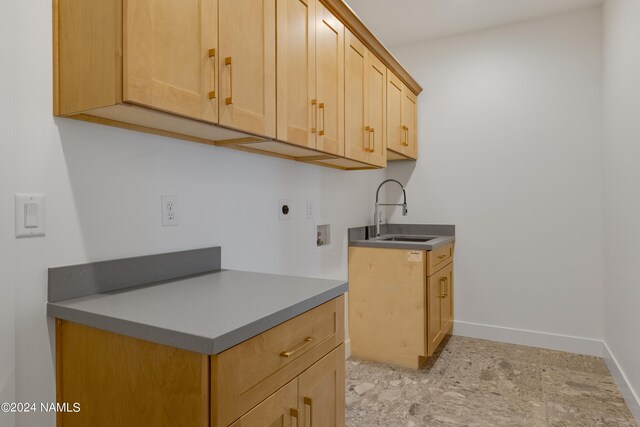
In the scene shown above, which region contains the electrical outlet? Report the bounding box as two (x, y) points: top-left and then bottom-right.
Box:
(278, 199), (291, 221)
(162, 195), (179, 226)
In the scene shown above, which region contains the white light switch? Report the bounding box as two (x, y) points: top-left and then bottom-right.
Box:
(16, 194), (45, 237)
(24, 203), (39, 228)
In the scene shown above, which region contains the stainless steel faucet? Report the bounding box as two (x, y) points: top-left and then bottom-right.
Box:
(374, 179), (408, 237)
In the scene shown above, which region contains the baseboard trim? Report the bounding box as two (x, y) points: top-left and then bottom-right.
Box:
(602, 342), (640, 424)
(453, 320), (604, 356)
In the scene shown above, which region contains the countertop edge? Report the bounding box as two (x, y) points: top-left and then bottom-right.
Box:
(47, 281), (348, 355)
(349, 235), (455, 251)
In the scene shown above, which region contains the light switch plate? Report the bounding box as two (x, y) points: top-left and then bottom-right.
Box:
(15, 194), (45, 237)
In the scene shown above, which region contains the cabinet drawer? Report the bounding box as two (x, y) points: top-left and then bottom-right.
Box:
(427, 243), (454, 276)
(212, 295), (345, 427)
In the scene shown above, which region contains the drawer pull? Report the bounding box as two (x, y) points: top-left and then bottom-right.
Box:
(437, 254), (447, 259)
(280, 337), (314, 358)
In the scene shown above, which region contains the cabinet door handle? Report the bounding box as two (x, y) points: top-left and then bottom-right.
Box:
(402, 125), (409, 146)
(208, 49), (216, 99)
(318, 103), (325, 136)
(369, 127), (375, 152)
(280, 337), (314, 358)
(311, 99), (317, 133)
(224, 56), (233, 105)
(439, 277), (447, 298)
(291, 408), (299, 427)
(364, 126), (371, 151)
(304, 397), (313, 427)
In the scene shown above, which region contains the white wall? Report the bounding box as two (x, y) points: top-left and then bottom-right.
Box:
(6, 0), (382, 425)
(0, 0), (16, 424)
(603, 0), (640, 410)
(386, 8), (605, 351)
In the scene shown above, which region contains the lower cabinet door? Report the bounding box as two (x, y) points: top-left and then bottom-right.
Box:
(427, 268), (444, 356)
(229, 380), (298, 427)
(298, 344), (345, 427)
(427, 262), (454, 356)
(440, 263), (454, 336)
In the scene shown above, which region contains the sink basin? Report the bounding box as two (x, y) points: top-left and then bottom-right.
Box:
(379, 236), (435, 243)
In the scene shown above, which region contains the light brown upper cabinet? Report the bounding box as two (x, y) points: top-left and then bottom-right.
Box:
(402, 83), (418, 159)
(387, 72), (418, 160)
(314, 4), (344, 155)
(345, 30), (387, 168)
(55, 0), (421, 170)
(123, 0), (218, 123)
(276, 0), (316, 149)
(276, 0), (344, 155)
(219, 0), (276, 138)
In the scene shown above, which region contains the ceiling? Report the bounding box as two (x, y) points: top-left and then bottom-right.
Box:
(345, 0), (603, 47)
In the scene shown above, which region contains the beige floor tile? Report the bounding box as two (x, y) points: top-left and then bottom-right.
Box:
(345, 336), (638, 427)
(545, 401), (638, 427)
(423, 384), (546, 426)
(542, 366), (631, 416)
(541, 349), (610, 375)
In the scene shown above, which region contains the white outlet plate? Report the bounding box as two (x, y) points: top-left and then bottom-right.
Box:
(162, 195), (179, 226)
(278, 199), (291, 221)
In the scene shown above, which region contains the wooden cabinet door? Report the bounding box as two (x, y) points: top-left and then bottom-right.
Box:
(219, 0), (276, 138)
(123, 0), (217, 123)
(344, 30), (368, 164)
(440, 263), (454, 337)
(386, 72), (404, 154)
(402, 85), (418, 159)
(365, 52), (387, 167)
(298, 344), (345, 427)
(276, 0), (315, 148)
(229, 379), (298, 427)
(315, 3), (344, 155)
(345, 30), (386, 167)
(427, 267), (445, 356)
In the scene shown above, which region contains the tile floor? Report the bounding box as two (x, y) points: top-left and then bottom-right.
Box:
(346, 335), (638, 427)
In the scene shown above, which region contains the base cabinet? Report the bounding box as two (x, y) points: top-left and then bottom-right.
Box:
(55, 296), (345, 427)
(348, 244), (454, 369)
(229, 344), (345, 427)
(299, 344), (346, 427)
(230, 380), (298, 427)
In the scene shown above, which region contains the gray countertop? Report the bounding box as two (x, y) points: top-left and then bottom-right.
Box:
(47, 269), (347, 355)
(350, 234), (455, 251)
(349, 224), (455, 251)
